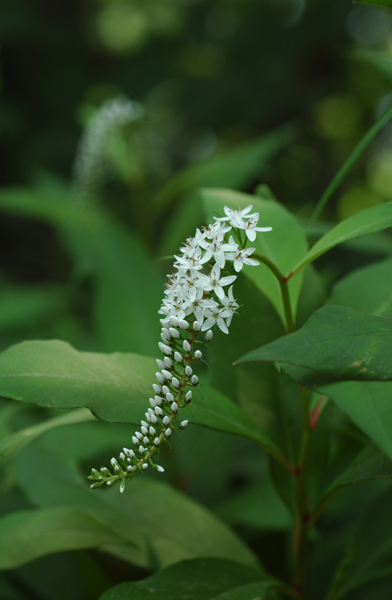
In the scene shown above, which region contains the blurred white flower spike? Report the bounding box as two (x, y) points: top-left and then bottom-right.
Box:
(88, 205), (272, 492)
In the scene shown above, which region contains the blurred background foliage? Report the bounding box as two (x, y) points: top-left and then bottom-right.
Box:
(1, 0), (392, 598)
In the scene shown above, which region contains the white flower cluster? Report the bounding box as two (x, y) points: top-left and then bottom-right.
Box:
(72, 96), (143, 204)
(89, 205), (271, 493)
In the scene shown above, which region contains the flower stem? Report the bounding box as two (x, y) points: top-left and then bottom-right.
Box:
(252, 252), (295, 333)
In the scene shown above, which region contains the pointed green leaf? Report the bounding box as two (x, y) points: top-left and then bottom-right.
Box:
(201, 188), (307, 326)
(0, 408), (93, 466)
(0, 340), (278, 452)
(291, 202), (392, 276)
(0, 507), (127, 570)
(237, 305), (392, 382)
(99, 558), (275, 600)
(15, 446), (259, 570)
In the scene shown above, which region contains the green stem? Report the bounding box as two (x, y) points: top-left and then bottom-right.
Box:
(253, 252), (295, 333)
(311, 102), (392, 224)
(293, 386), (311, 597)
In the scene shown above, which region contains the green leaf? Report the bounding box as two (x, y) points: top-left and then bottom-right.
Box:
(314, 443), (392, 521)
(0, 285), (65, 333)
(0, 408), (94, 466)
(0, 507), (127, 570)
(237, 305), (392, 382)
(15, 446), (259, 570)
(328, 256), (392, 316)
(0, 340), (277, 451)
(291, 202), (392, 276)
(327, 488), (392, 600)
(153, 126), (294, 213)
(201, 188), (308, 326)
(99, 558), (275, 600)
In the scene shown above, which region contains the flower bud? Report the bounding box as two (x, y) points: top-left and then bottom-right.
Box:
(205, 330), (213, 341)
(183, 340), (191, 353)
(179, 320), (189, 330)
(194, 350), (202, 360)
(193, 321), (201, 331)
(174, 351), (183, 363)
(185, 365), (193, 376)
(191, 375), (199, 386)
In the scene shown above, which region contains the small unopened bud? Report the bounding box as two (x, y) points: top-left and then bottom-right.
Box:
(155, 395), (163, 405)
(135, 432), (143, 440)
(158, 342), (172, 355)
(185, 390), (192, 403)
(193, 321), (201, 331)
(141, 426), (148, 435)
(180, 420), (188, 429)
(172, 377), (180, 388)
(194, 350), (202, 360)
(169, 327), (180, 338)
(162, 385), (170, 395)
(132, 436), (138, 445)
(150, 414), (158, 424)
(149, 426), (156, 436)
(171, 402), (178, 412)
(119, 452), (125, 462)
(174, 351), (183, 363)
(179, 320), (189, 330)
(185, 365), (193, 376)
(143, 436), (149, 446)
(164, 357), (173, 368)
(156, 372), (164, 384)
(166, 392), (174, 402)
(120, 481), (125, 493)
(170, 316), (179, 327)
(191, 375), (199, 386)
(162, 369), (172, 380)
(156, 465), (165, 473)
(205, 330), (213, 341)
(149, 397), (156, 408)
(163, 416), (170, 426)
(142, 463), (148, 470)
(155, 406), (163, 416)
(183, 340), (191, 353)
(154, 437), (160, 446)
(156, 359), (165, 370)
(153, 384), (161, 394)
(127, 465), (134, 473)
(165, 428), (172, 438)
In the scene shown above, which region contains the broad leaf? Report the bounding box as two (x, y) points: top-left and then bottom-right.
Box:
(328, 256), (392, 316)
(291, 201), (392, 276)
(99, 558), (275, 600)
(14, 446), (259, 570)
(0, 340), (278, 452)
(0, 408), (93, 466)
(0, 507), (127, 570)
(201, 188), (308, 327)
(327, 488), (392, 600)
(237, 305), (392, 382)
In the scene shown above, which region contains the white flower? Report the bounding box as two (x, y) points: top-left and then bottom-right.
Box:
(203, 264), (237, 300)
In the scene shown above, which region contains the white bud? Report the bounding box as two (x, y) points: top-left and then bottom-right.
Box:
(158, 342), (172, 355)
(107, 480), (113, 486)
(142, 463), (148, 470)
(156, 359), (165, 369)
(193, 321), (201, 331)
(119, 452), (125, 461)
(120, 481), (125, 493)
(166, 392), (174, 402)
(185, 390), (192, 403)
(156, 372), (164, 384)
(183, 340), (191, 353)
(139, 445), (145, 453)
(163, 416), (170, 426)
(164, 357), (173, 368)
(162, 369), (172, 380)
(132, 436), (138, 445)
(191, 375), (199, 386)
(154, 437), (160, 446)
(154, 395), (163, 405)
(174, 351), (183, 363)
(156, 465), (165, 473)
(185, 365), (193, 376)
(169, 327), (180, 338)
(153, 384), (161, 394)
(205, 330), (213, 341)
(172, 377), (180, 388)
(194, 350), (202, 360)
(110, 458), (118, 467)
(165, 428), (172, 438)
(180, 420), (188, 429)
(149, 426), (156, 436)
(135, 432), (143, 440)
(171, 402), (178, 412)
(143, 436), (149, 446)
(145, 413), (152, 422)
(149, 397), (157, 408)
(150, 414), (158, 424)
(155, 406), (163, 416)
(141, 426), (148, 435)
(179, 320), (189, 330)
(162, 385), (170, 395)
(141, 420), (148, 428)
(127, 465), (134, 473)
(170, 316), (179, 327)
(114, 465), (119, 473)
